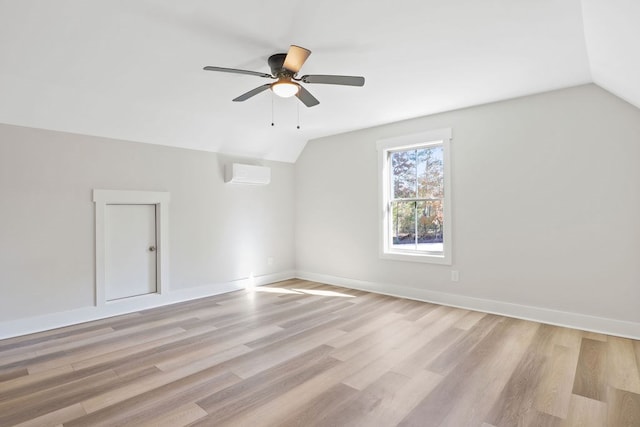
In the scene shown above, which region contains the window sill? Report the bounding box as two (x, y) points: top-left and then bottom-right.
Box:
(380, 251), (451, 265)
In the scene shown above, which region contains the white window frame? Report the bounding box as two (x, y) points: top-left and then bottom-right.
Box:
(377, 128), (452, 265)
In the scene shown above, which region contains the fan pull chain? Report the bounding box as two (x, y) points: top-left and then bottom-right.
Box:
(269, 94), (303, 129)
(271, 94), (275, 126)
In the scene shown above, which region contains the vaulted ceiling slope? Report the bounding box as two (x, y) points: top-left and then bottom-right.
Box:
(0, 0), (637, 163)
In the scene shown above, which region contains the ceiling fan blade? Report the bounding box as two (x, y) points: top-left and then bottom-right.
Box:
(203, 66), (272, 79)
(300, 74), (365, 86)
(296, 85), (320, 107)
(283, 45), (311, 73)
(233, 84), (272, 102)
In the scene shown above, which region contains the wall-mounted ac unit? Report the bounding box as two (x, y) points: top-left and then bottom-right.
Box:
(225, 163), (271, 185)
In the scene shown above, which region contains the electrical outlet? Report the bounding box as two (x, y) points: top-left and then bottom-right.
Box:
(451, 270), (459, 282)
(267, 257), (274, 266)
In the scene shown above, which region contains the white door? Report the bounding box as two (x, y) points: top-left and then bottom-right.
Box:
(105, 204), (157, 301)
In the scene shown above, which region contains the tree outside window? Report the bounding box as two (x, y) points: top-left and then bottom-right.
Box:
(390, 146), (444, 253)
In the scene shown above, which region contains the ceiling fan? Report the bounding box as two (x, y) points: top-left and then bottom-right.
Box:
(203, 45), (365, 107)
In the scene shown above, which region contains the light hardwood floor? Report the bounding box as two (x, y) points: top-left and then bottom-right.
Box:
(1, 279), (639, 426)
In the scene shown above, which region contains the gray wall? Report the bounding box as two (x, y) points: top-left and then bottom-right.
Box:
(2, 83), (639, 338)
(295, 84), (640, 328)
(0, 124), (295, 323)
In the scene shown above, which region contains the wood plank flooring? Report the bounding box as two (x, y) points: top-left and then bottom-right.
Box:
(1, 279), (639, 426)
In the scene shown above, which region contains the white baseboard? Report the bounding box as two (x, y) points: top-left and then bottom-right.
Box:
(0, 270), (295, 340)
(4, 270), (637, 341)
(296, 271), (640, 340)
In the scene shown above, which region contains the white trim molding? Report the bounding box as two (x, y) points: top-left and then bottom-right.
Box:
(3, 269), (637, 341)
(0, 270), (295, 339)
(93, 189), (170, 306)
(296, 271), (640, 340)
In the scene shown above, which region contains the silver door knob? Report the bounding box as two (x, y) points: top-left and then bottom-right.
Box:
(149, 246), (156, 252)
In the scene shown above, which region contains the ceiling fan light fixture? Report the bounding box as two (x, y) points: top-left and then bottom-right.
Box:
(203, 44), (364, 107)
(271, 80), (299, 98)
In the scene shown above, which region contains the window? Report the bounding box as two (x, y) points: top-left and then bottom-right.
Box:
(377, 128), (452, 264)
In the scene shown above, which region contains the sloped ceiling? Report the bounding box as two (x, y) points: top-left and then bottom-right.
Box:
(581, 0), (640, 108)
(0, 0), (637, 162)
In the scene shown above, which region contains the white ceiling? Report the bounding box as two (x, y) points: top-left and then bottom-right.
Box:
(0, 0), (638, 163)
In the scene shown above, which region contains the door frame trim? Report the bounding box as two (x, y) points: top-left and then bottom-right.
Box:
(93, 190), (170, 306)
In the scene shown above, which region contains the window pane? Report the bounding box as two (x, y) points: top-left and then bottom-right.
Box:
(417, 146), (444, 199)
(416, 200), (444, 253)
(391, 150), (417, 199)
(391, 201), (416, 249)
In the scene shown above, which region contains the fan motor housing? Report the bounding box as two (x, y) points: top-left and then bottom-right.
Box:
(268, 53), (288, 75)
